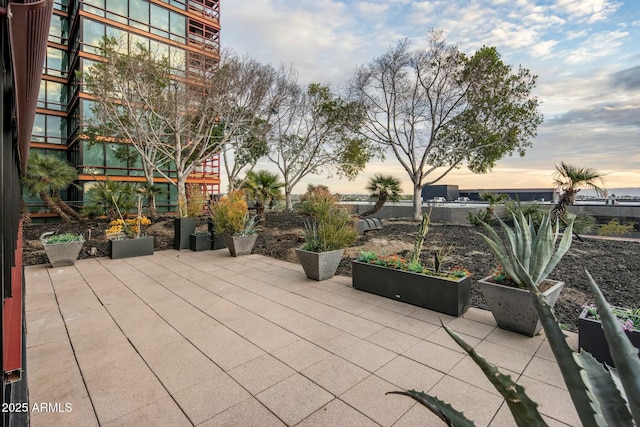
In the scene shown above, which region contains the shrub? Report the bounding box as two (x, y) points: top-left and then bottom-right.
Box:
(573, 212), (596, 234)
(302, 206), (358, 252)
(299, 184), (340, 217)
(598, 218), (636, 236)
(210, 190), (251, 236)
(186, 184), (208, 218)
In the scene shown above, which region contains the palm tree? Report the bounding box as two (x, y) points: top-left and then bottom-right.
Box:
(85, 178), (137, 220)
(241, 170), (285, 218)
(22, 153), (81, 222)
(552, 162), (605, 219)
(361, 174), (402, 216)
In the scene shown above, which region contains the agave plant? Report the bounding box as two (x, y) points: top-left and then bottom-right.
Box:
(390, 212), (640, 426)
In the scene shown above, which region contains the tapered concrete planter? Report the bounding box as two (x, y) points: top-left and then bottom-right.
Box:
(43, 241), (84, 267)
(224, 235), (257, 257)
(352, 261), (471, 316)
(109, 237), (154, 259)
(578, 306), (640, 367)
(174, 217), (196, 250)
(296, 248), (344, 281)
(190, 234), (210, 251)
(478, 276), (564, 336)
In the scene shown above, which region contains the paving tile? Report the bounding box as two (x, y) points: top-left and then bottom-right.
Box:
(280, 315), (327, 338)
(521, 356), (568, 390)
(403, 340), (465, 373)
(374, 355), (443, 391)
(101, 396), (191, 427)
(340, 374), (414, 425)
(489, 404), (574, 426)
(387, 315), (440, 339)
(172, 373), (251, 425)
(483, 327), (545, 354)
(30, 396), (98, 427)
(228, 354), (295, 395)
(472, 340), (534, 373)
(271, 339), (331, 371)
(359, 306), (406, 326)
(298, 398), (378, 426)
(302, 355), (369, 396)
(366, 327), (422, 353)
(199, 397), (285, 426)
(516, 376), (581, 426)
(428, 375), (504, 427)
(188, 326), (265, 370)
(227, 318), (299, 353)
(305, 325), (360, 353)
(446, 317), (496, 339)
(408, 308), (455, 326)
(393, 402), (453, 426)
(256, 373), (333, 426)
(424, 326), (482, 353)
(462, 307), (498, 326)
(335, 339), (397, 372)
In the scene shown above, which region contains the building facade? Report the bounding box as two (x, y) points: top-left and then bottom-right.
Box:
(30, 0), (221, 218)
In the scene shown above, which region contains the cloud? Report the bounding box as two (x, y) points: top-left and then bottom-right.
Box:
(611, 65), (640, 90)
(564, 30), (628, 64)
(546, 102), (640, 127)
(552, 0), (622, 24)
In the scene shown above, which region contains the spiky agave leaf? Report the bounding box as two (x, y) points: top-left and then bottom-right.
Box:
(585, 270), (640, 422)
(386, 390), (475, 427)
(439, 323), (547, 426)
(575, 351), (632, 426)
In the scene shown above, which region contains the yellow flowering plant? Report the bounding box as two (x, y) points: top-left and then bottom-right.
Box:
(210, 190), (260, 236)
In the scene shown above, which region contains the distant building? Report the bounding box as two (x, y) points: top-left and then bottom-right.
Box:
(422, 185), (558, 203)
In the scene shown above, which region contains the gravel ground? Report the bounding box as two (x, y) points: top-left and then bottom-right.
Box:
(22, 210), (640, 331)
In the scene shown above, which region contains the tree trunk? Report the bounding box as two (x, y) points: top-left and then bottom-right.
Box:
(361, 192), (388, 217)
(20, 197), (31, 224)
(41, 191), (71, 222)
(255, 201), (265, 219)
(148, 193), (158, 221)
(54, 197), (84, 221)
(177, 177), (187, 217)
(413, 185), (423, 221)
(285, 190), (293, 211)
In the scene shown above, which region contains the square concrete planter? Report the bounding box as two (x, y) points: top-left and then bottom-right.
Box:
(174, 217), (196, 250)
(207, 220), (227, 250)
(224, 235), (257, 257)
(352, 261), (471, 316)
(578, 306), (640, 367)
(190, 233), (210, 251)
(478, 276), (564, 336)
(109, 237), (154, 259)
(43, 241), (84, 267)
(296, 248), (344, 281)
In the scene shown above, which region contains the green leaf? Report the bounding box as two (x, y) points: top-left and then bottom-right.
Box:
(387, 390), (475, 427)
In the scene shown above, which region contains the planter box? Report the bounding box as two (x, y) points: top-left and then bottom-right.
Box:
(190, 234), (210, 251)
(296, 248), (344, 281)
(578, 307), (640, 367)
(207, 220), (227, 250)
(109, 237), (154, 259)
(224, 235), (257, 257)
(174, 217), (196, 250)
(43, 241), (84, 267)
(352, 261), (471, 316)
(478, 276), (564, 337)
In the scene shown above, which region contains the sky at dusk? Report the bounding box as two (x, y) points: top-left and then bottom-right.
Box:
(220, 0), (640, 194)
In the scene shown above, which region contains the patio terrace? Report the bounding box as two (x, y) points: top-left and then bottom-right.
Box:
(25, 250), (580, 426)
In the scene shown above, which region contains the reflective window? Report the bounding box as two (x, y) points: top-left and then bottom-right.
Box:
(44, 47), (67, 77)
(37, 80), (66, 111)
(31, 114), (66, 144)
(105, 143), (128, 175)
(82, 0), (104, 16)
(82, 19), (105, 54)
(106, 26), (128, 52)
(82, 99), (97, 124)
(105, 0), (127, 23)
(49, 15), (68, 44)
(150, 3), (169, 37)
(82, 141), (105, 174)
(129, 0), (149, 30)
(170, 11), (186, 41)
(32, 114), (46, 142)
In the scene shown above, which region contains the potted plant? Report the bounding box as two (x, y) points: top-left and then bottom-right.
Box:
(40, 232), (85, 267)
(296, 205), (358, 281)
(210, 190), (260, 256)
(478, 212), (572, 336)
(352, 212), (472, 316)
(107, 197), (154, 259)
(207, 219), (227, 250)
(175, 184), (206, 250)
(579, 304), (640, 366)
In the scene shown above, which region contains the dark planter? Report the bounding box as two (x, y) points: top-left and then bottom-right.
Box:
(190, 234), (210, 251)
(224, 235), (257, 257)
(174, 217), (196, 250)
(208, 219), (227, 250)
(295, 248), (344, 281)
(109, 237), (154, 259)
(578, 307), (640, 367)
(43, 241), (84, 267)
(352, 261), (471, 316)
(478, 276), (564, 337)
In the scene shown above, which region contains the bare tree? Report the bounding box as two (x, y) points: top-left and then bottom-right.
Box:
(267, 82), (372, 210)
(350, 31), (542, 219)
(83, 39), (280, 216)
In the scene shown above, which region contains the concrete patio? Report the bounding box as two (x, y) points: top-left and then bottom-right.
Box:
(25, 250), (580, 426)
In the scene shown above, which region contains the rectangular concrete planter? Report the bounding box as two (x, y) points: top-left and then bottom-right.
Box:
(109, 237), (154, 259)
(478, 276), (564, 337)
(174, 217), (196, 250)
(295, 248), (344, 281)
(352, 261), (471, 316)
(190, 233), (210, 251)
(578, 306), (640, 367)
(43, 241), (84, 267)
(224, 235), (257, 257)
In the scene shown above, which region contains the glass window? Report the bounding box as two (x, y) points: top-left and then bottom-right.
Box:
(82, 19), (105, 53)
(129, 33), (149, 53)
(105, 0), (127, 23)
(49, 15), (68, 44)
(150, 3), (169, 37)
(105, 143), (128, 175)
(129, 0), (149, 30)
(82, 0), (104, 16)
(45, 47), (67, 77)
(170, 0), (186, 11)
(169, 46), (185, 71)
(149, 39), (169, 60)
(46, 115), (66, 142)
(38, 81), (47, 109)
(105, 25), (128, 52)
(32, 114), (46, 142)
(82, 141), (105, 174)
(170, 12), (186, 41)
(82, 99), (97, 125)
(38, 81), (66, 111)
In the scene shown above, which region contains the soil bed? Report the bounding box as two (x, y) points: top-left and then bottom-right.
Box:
(22, 211), (640, 331)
